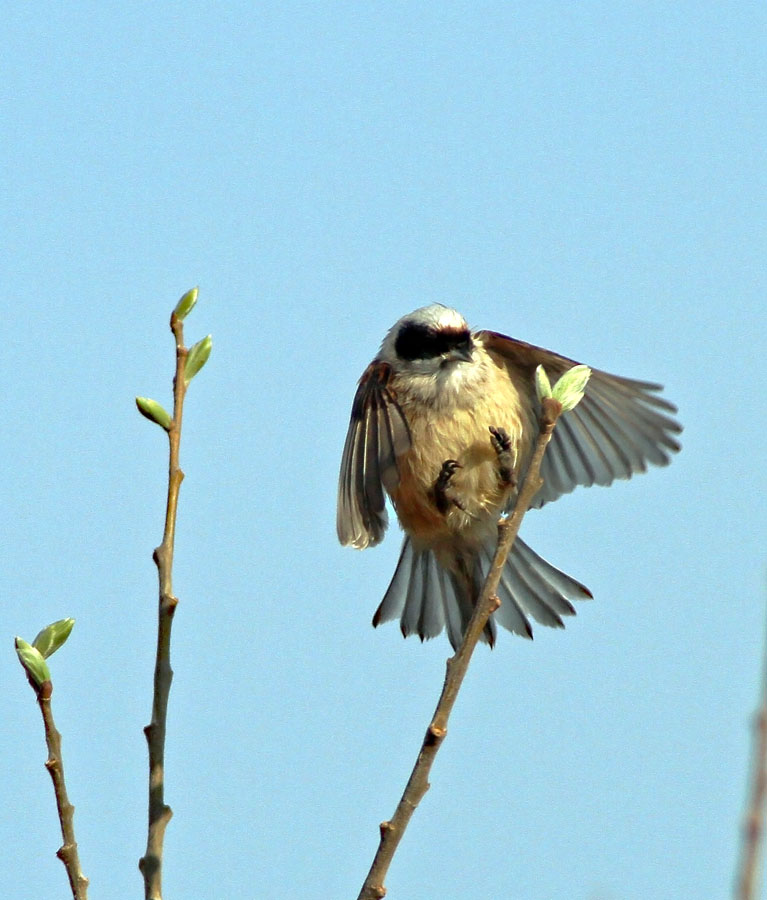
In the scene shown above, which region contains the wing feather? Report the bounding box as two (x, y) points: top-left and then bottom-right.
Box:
(336, 362), (411, 548)
(477, 330), (682, 507)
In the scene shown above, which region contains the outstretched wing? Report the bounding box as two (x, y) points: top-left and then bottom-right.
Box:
(477, 330), (682, 508)
(337, 362), (411, 548)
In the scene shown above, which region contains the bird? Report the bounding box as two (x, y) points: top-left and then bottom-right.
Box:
(337, 304), (681, 649)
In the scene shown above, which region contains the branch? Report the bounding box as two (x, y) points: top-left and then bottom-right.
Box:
(358, 396), (564, 900)
(735, 597), (767, 900)
(138, 293), (210, 900)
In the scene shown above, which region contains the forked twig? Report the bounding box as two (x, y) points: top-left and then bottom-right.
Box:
(358, 396), (564, 900)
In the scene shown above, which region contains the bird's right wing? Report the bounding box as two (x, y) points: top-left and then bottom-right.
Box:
(337, 362), (412, 548)
(478, 330), (682, 507)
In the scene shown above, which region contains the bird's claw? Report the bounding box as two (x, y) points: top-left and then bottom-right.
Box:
(489, 426), (515, 488)
(434, 459), (466, 514)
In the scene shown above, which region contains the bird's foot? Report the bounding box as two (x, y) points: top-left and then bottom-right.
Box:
(433, 459), (466, 514)
(489, 426), (516, 488)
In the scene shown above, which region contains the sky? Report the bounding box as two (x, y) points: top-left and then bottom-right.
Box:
(3, 3), (766, 899)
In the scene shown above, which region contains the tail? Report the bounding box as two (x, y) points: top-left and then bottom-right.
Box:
(373, 536), (592, 650)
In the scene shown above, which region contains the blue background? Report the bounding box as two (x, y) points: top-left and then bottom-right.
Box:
(3, 3), (765, 898)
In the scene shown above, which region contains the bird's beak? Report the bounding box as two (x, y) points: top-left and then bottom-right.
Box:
(445, 342), (474, 364)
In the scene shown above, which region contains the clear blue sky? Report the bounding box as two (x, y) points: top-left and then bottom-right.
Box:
(3, 4), (766, 899)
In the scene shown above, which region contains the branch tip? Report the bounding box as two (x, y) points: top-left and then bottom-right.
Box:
(540, 396), (562, 426)
(141, 291), (204, 900)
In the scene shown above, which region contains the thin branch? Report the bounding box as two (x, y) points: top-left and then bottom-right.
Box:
(138, 311), (189, 900)
(358, 397), (563, 900)
(735, 596), (767, 900)
(36, 681), (90, 900)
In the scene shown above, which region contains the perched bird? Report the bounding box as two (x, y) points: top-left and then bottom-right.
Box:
(337, 305), (681, 649)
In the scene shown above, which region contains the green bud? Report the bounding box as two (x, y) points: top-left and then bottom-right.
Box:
(32, 618), (75, 659)
(136, 397), (172, 430)
(173, 287), (199, 321)
(184, 334), (212, 384)
(552, 365), (591, 412)
(535, 365), (553, 402)
(15, 638), (51, 688)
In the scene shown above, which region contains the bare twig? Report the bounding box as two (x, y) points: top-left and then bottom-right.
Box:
(138, 310), (189, 900)
(358, 397), (563, 900)
(735, 599), (767, 900)
(36, 681), (90, 900)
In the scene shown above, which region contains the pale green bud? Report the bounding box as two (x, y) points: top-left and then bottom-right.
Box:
(552, 365), (591, 412)
(184, 334), (212, 384)
(173, 287), (199, 321)
(32, 618), (75, 659)
(535, 365), (553, 402)
(15, 638), (51, 688)
(136, 397), (172, 430)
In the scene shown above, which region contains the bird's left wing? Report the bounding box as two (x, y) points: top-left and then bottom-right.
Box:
(337, 362), (412, 548)
(477, 330), (682, 508)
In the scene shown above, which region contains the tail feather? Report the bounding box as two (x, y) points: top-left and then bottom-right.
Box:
(490, 538), (591, 635)
(372, 538), (413, 627)
(373, 536), (590, 650)
(399, 549), (442, 640)
(374, 539), (497, 647)
(513, 538), (593, 608)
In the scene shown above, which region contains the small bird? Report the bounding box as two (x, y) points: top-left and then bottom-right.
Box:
(337, 305), (681, 649)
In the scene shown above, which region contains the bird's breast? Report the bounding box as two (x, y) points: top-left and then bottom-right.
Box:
(390, 367), (534, 547)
